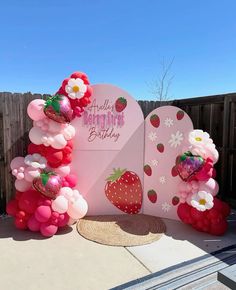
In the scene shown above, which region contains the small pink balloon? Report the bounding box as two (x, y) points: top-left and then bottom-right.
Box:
(35, 205), (52, 223)
(10, 157), (25, 170)
(67, 197), (88, 220)
(55, 165), (70, 177)
(199, 178), (219, 196)
(51, 196), (68, 214)
(27, 99), (46, 121)
(40, 223), (58, 237)
(27, 216), (41, 232)
(58, 213), (70, 227)
(15, 179), (32, 192)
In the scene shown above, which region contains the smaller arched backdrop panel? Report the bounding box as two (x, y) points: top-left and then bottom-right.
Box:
(143, 106), (193, 220)
(71, 84), (145, 215)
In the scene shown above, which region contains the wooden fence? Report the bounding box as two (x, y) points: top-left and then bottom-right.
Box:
(0, 92), (236, 213)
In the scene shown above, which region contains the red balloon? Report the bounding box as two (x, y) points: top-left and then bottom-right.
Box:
(15, 218), (27, 230)
(66, 140), (73, 149)
(177, 203), (192, 223)
(15, 191), (23, 200)
(47, 151), (63, 167)
(6, 199), (18, 216)
(62, 154), (72, 164)
(210, 219), (228, 235)
(70, 72), (89, 84)
(18, 190), (41, 214)
(190, 207), (206, 221)
(63, 145), (72, 154)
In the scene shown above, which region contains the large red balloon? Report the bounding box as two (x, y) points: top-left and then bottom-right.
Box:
(18, 190), (41, 214)
(6, 199), (18, 216)
(210, 219), (228, 235)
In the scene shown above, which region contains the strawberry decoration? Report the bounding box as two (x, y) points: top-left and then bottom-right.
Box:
(176, 110), (184, 120)
(33, 171), (62, 199)
(147, 190), (157, 203)
(105, 168), (142, 214)
(150, 114), (160, 128)
(144, 164), (152, 176)
(157, 143), (164, 153)
(176, 151), (205, 181)
(115, 97), (127, 112)
(172, 196), (179, 206)
(44, 95), (73, 123)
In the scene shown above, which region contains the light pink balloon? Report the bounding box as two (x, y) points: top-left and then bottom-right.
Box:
(51, 196), (68, 214)
(27, 99), (46, 121)
(10, 157), (25, 170)
(51, 134), (67, 149)
(24, 166), (40, 182)
(59, 187), (74, 199)
(15, 179), (32, 192)
(67, 197), (88, 220)
(55, 165), (70, 177)
(29, 127), (44, 145)
(48, 120), (64, 133)
(198, 178), (219, 196)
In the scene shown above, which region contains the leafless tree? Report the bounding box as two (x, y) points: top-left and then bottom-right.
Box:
(148, 57), (175, 105)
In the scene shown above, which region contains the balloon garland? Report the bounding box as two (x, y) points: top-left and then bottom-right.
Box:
(6, 72), (92, 237)
(175, 130), (231, 235)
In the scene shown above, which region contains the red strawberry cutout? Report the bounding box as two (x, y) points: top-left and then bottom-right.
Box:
(144, 164), (152, 176)
(147, 190), (157, 203)
(105, 168), (142, 214)
(171, 166), (179, 177)
(172, 196), (179, 206)
(150, 114), (160, 128)
(176, 110), (184, 120)
(157, 143), (164, 153)
(115, 97), (127, 112)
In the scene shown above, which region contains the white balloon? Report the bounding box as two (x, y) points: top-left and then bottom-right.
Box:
(52, 196), (68, 214)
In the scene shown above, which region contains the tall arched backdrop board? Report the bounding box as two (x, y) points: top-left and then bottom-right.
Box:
(71, 84), (145, 215)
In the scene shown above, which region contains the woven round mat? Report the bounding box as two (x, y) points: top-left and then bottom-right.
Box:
(76, 214), (166, 246)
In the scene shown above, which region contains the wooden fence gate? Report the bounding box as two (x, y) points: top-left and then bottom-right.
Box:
(0, 92), (236, 213)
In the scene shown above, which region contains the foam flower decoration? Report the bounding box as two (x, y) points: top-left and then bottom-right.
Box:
(190, 190), (214, 211)
(65, 78), (87, 99)
(189, 130), (213, 147)
(24, 154), (47, 169)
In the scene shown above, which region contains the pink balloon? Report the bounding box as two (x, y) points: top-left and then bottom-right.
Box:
(55, 165), (70, 177)
(35, 205), (52, 223)
(40, 223), (58, 237)
(27, 99), (46, 121)
(15, 179), (32, 192)
(63, 174), (77, 188)
(58, 213), (70, 227)
(27, 216), (41, 232)
(199, 178), (219, 196)
(67, 217), (77, 226)
(10, 157), (25, 170)
(67, 197), (88, 220)
(51, 196), (68, 213)
(29, 127), (44, 145)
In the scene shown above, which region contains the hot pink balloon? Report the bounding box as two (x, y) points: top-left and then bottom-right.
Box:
(27, 99), (46, 121)
(58, 213), (70, 227)
(35, 205), (52, 223)
(40, 222), (58, 237)
(27, 216), (41, 232)
(15, 179), (32, 192)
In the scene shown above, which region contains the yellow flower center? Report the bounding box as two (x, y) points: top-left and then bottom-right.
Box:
(199, 199), (206, 205)
(195, 137), (202, 142)
(72, 85), (80, 93)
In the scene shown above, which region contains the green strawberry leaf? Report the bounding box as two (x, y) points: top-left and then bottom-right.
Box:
(41, 173), (50, 186)
(52, 101), (60, 113)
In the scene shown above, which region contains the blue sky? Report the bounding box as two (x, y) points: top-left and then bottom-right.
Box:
(0, 0), (236, 100)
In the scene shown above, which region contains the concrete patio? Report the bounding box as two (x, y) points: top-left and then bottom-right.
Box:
(0, 213), (236, 290)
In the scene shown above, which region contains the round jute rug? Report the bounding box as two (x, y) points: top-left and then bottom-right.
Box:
(76, 214), (166, 246)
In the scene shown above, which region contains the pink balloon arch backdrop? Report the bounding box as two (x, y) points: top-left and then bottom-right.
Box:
(6, 71), (231, 237)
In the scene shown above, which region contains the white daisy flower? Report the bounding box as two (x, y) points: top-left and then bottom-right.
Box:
(168, 131), (184, 148)
(164, 117), (174, 127)
(65, 78), (87, 99)
(189, 130), (213, 147)
(159, 176), (166, 184)
(24, 154), (47, 169)
(151, 159), (158, 166)
(148, 131), (157, 142)
(190, 191), (214, 212)
(162, 202), (171, 212)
